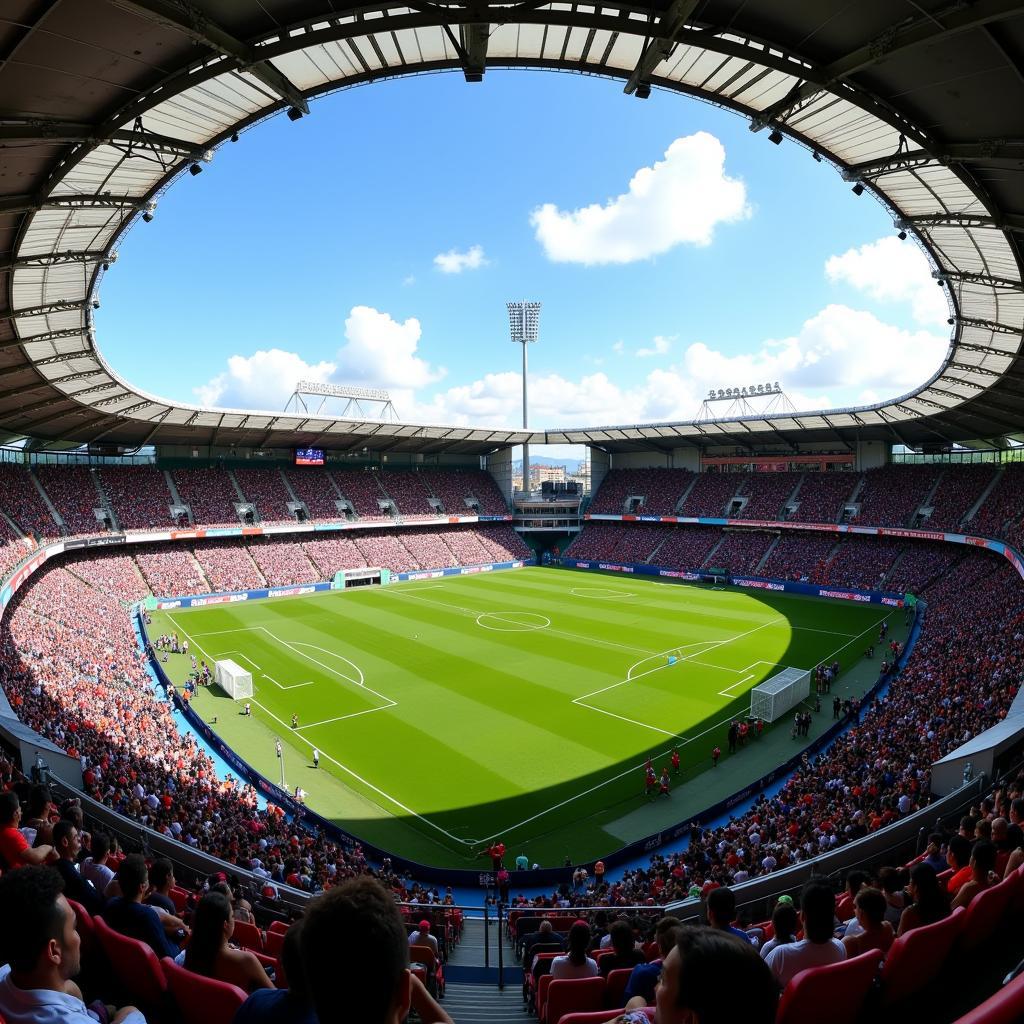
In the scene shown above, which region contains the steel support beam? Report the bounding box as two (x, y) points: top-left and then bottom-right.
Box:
(0, 250), (108, 271)
(624, 0), (702, 97)
(0, 121), (205, 159)
(7, 328), (85, 346)
(107, 0), (309, 115)
(752, 0), (1023, 127)
(0, 299), (91, 323)
(32, 351), (95, 367)
(460, 22), (490, 82)
(906, 212), (1024, 234)
(937, 270), (1023, 291)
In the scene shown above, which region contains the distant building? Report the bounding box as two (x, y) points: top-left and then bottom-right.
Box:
(529, 464), (566, 489)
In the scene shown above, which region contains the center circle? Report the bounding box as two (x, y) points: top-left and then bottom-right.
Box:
(475, 612), (551, 632)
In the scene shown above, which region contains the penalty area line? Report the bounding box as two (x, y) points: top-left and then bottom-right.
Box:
(163, 614), (473, 847)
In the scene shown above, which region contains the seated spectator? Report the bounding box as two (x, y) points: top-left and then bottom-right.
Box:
(21, 784), (55, 847)
(952, 840), (998, 909)
(51, 819), (104, 918)
(945, 834), (973, 894)
(177, 891), (273, 993)
(0, 865), (145, 1024)
(522, 919), (563, 969)
(897, 863), (950, 936)
(234, 921), (316, 1024)
(146, 859), (191, 940)
(623, 916), (680, 1005)
(706, 887), (755, 946)
(835, 870), (871, 923)
(842, 888), (894, 957)
(143, 858), (177, 915)
(0, 792), (57, 869)
(409, 919), (438, 957)
(876, 867), (907, 929)
(921, 833), (948, 874)
(649, 926), (777, 1024)
(759, 899), (798, 960)
(764, 880), (845, 988)
(102, 854), (181, 959)
(300, 876), (453, 1024)
(599, 920), (646, 977)
(81, 833), (115, 895)
(551, 921), (598, 979)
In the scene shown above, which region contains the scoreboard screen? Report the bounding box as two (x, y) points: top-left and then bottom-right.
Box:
(294, 448), (325, 466)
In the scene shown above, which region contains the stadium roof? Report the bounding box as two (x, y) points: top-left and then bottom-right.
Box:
(1, 0), (1023, 455)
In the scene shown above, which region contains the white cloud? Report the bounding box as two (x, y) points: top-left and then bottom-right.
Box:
(402, 274), (416, 286)
(196, 306), (445, 410)
(612, 341), (625, 355)
(405, 304), (946, 429)
(530, 131), (750, 265)
(636, 335), (673, 358)
(433, 245), (488, 274)
(334, 305), (445, 390)
(825, 236), (949, 327)
(194, 349), (336, 410)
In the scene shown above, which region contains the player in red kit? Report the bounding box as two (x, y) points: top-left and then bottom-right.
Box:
(711, 745), (721, 767)
(670, 748), (681, 774)
(644, 766), (657, 796)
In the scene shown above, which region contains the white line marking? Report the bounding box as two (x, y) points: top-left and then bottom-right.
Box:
(717, 673), (754, 697)
(475, 612), (550, 633)
(380, 586), (657, 656)
(165, 615), (468, 846)
(220, 651), (262, 670)
(296, 706), (394, 729)
(571, 704), (679, 737)
(262, 674), (314, 690)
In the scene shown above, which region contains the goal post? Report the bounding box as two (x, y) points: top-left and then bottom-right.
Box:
(749, 667), (810, 723)
(215, 658), (253, 700)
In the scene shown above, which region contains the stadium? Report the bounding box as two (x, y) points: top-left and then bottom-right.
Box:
(1, 1), (1024, 1023)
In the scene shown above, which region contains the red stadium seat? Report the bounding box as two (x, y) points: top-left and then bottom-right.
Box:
(232, 919), (265, 953)
(958, 873), (1019, 953)
(162, 956), (247, 1024)
(950, 972), (1024, 1024)
(542, 977), (606, 1024)
(264, 927), (285, 959)
(169, 886), (189, 914)
(880, 906), (964, 1007)
(267, 920), (290, 935)
(93, 916), (168, 1011)
(605, 968), (634, 1009)
(66, 899), (99, 959)
(776, 949), (883, 1024)
(409, 943), (445, 998)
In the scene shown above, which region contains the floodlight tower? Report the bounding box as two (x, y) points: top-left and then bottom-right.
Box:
(507, 301), (541, 493)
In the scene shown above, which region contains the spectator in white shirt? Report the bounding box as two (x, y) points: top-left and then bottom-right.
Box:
(764, 880), (845, 989)
(80, 833), (115, 894)
(0, 865), (146, 1024)
(551, 922), (598, 979)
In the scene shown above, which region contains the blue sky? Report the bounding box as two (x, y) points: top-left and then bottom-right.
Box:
(98, 70), (951, 437)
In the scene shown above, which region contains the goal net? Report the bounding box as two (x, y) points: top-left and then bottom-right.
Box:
(749, 667), (810, 723)
(214, 658), (253, 700)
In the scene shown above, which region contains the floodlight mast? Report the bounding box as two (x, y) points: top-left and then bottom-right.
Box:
(507, 301), (541, 493)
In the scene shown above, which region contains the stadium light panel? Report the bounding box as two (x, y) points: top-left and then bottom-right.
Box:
(851, 181), (865, 196)
(189, 163), (202, 176)
(768, 129), (783, 145)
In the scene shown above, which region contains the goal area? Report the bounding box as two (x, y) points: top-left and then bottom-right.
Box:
(215, 659), (253, 700)
(749, 667), (810, 723)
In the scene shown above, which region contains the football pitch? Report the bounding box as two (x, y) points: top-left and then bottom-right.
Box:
(149, 567), (892, 868)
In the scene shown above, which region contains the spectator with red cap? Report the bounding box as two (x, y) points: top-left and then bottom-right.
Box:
(409, 919), (438, 957)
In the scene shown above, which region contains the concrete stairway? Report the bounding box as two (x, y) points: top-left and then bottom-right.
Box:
(443, 917), (531, 1024)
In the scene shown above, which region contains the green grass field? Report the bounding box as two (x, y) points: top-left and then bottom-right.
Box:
(150, 567), (892, 868)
